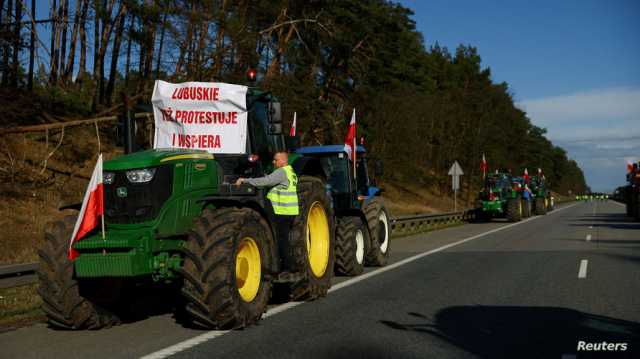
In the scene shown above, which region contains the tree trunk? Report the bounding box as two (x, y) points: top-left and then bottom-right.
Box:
(92, 0), (99, 76)
(59, 0), (68, 74)
(77, 0), (88, 86)
(10, 0), (21, 87)
(1, 0), (7, 86)
(154, 11), (167, 79)
(175, 2), (195, 77)
(48, 0), (57, 84)
(27, 0), (35, 90)
(212, 0), (228, 79)
(63, 0), (82, 84)
(93, 0), (117, 108)
(106, 2), (126, 106)
(124, 12), (132, 87)
(142, 0), (156, 83)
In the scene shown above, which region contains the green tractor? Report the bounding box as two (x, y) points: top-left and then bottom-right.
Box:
(529, 175), (554, 214)
(37, 85), (335, 330)
(476, 172), (524, 222)
(296, 145), (390, 277)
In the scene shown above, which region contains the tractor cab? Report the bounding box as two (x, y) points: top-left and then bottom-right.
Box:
(296, 145), (373, 213)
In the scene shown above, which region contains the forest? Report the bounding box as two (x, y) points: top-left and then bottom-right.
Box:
(0, 0), (589, 196)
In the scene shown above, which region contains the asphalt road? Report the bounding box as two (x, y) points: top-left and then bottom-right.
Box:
(1, 200), (638, 359)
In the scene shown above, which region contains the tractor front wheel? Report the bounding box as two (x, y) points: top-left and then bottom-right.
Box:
(506, 197), (523, 222)
(181, 207), (275, 329)
(535, 197), (547, 215)
(364, 198), (391, 266)
(334, 216), (369, 276)
(37, 215), (121, 330)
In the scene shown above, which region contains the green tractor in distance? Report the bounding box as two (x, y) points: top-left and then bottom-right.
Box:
(296, 145), (390, 276)
(529, 175), (554, 214)
(37, 85), (335, 330)
(476, 172), (524, 222)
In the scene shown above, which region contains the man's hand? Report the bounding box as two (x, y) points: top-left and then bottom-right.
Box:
(235, 178), (245, 186)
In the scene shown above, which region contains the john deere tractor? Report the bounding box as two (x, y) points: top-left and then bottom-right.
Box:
(37, 85), (335, 330)
(625, 162), (640, 221)
(476, 172), (524, 222)
(296, 145), (390, 276)
(529, 175), (554, 215)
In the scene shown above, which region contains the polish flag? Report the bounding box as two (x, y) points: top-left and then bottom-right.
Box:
(343, 108), (356, 161)
(480, 153), (488, 176)
(523, 168), (530, 183)
(289, 112), (297, 137)
(68, 154), (105, 260)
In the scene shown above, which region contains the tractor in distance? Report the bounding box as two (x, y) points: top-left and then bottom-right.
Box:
(528, 174), (554, 215)
(511, 176), (533, 218)
(625, 162), (640, 221)
(295, 145), (390, 276)
(476, 171), (524, 222)
(37, 82), (335, 330)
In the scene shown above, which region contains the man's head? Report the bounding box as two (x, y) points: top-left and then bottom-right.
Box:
(273, 151), (289, 168)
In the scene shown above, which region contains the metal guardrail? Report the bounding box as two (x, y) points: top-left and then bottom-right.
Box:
(0, 262), (38, 289)
(0, 210), (476, 290)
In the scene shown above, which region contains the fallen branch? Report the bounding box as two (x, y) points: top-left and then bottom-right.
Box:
(0, 113), (151, 135)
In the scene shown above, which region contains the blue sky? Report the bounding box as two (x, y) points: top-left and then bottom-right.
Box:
(398, 0), (640, 192)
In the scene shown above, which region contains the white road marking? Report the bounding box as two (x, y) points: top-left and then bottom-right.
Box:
(586, 234), (592, 242)
(589, 226), (593, 229)
(611, 201), (626, 208)
(578, 260), (589, 279)
(141, 202), (580, 359)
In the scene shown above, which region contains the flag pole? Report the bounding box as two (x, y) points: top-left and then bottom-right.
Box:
(353, 137), (356, 179)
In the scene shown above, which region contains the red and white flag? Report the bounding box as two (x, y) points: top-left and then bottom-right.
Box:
(289, 112), (297, 137)
(343, 108), (356, 161)
(68, 154), (105, 260)
(480, 153), (488, 176)
(523, 168), (530, 183)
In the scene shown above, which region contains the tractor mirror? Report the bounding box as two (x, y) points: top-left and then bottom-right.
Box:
(268, 102), (282, 123)
(268, 123), (283, 135)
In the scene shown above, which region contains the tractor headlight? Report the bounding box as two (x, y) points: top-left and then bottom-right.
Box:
(104, 172), (115, 184)
(126, 168), (156, 183)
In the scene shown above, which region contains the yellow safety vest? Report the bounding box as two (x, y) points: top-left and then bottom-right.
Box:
(267, 165), (299, 215)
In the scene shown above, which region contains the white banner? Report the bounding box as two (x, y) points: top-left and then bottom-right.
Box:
(151, 80), (248, 154)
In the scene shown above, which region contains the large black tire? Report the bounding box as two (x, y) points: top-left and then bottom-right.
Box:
(286, 176), (335, 300)
(522, 199), (532, 218)
(534, 197), (547, 215)
(364, 197), (391, 267)
(506, 197), (523, 222)
(37, 215), (121, 330)
(334, 216), (369, 277)
(181, 207), (276, 329)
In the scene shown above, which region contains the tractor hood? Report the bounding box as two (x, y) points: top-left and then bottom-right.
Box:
(104, 149), (214, 171)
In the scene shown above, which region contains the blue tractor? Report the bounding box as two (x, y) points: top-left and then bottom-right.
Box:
(296, 145), (390, 276)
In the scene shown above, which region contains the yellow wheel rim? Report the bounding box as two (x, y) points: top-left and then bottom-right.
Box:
(306, 201), (330, 278)
(236, 237), (261, 302)
(545, 198), (549, 208)
(518, 201), (523, 217)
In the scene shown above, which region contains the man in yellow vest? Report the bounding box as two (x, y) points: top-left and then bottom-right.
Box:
(235, 151), (299, 271)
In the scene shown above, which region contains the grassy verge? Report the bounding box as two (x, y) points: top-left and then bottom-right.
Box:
(0, 284), (45, 331)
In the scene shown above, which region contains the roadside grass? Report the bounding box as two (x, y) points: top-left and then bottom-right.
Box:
(0, 284), (44, 330)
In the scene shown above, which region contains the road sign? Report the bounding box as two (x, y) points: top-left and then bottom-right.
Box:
(448, 161), (464, 211)
(448, 161), (464, 191)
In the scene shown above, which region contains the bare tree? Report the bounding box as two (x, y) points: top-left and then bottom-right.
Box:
(10, 0), (21, 87)
(106, 1), (126, 105)
(76, 0), (88, 86)
(59, 0), (68, 73)
(27, 0), (34, 90)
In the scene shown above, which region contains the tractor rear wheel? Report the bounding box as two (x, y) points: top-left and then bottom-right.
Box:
(506, 197), (523, 222)
(286, 176), (334, 300)
(535, 197), (547, 215)
(181, 207), (275, 329)
(334, 216), (369, 276)
(37, 215), (121, 330)
(364, 198), (391, 266)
